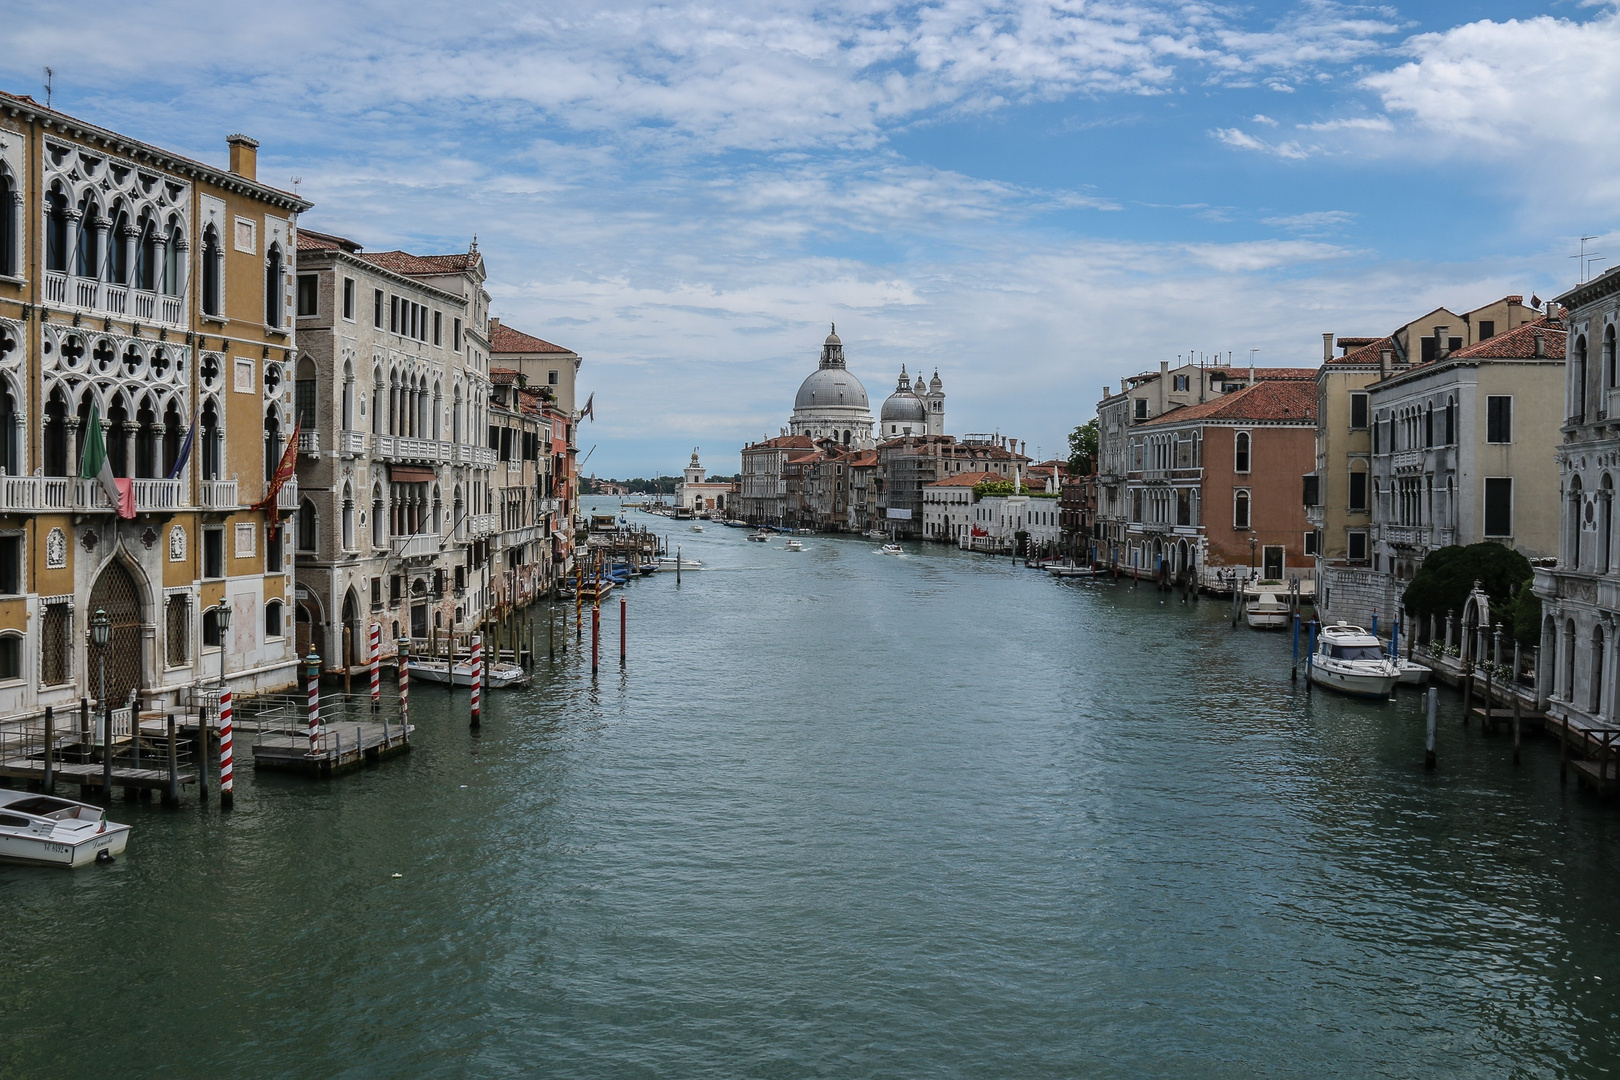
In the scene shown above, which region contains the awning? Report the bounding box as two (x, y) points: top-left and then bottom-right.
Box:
(389, 465), (437, 483)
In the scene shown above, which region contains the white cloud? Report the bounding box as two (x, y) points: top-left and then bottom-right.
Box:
(1262, 210), (1356, 233)
(1213, 127), (1314, 159)
(1297, 115), (1392, 132)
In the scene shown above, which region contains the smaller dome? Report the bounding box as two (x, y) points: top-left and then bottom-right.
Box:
(825, 323), (841, 347)
(881, 366), (926, 423)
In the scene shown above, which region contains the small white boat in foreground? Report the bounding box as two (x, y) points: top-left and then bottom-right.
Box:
(1245, 591), (1291, 630)
(1046, 564), (1096, 578)
(0, 791), (130, 868)
(880, 543), (903, 555)
(784, 539), (804, 551)
(1309, 622), (1400, 699)
(690, 523), (704, 532)
(658, 554), (703, 568)
(747, 531), (771, 542)
(408, 660), (531, 688)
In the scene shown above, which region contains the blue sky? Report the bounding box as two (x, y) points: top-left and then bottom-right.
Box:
(7, 1), (1618, 475)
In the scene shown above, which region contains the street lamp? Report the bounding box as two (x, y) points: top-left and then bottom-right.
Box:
(216, 602), (233, 687)
(89, 608), (110, 710)
(1249, 533), (1258, 579)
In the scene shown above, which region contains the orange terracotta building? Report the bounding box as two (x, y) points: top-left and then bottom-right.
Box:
(1123, 377), (1316, 590)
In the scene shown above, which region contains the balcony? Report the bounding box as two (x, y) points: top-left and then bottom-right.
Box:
(371, 434), (451, 464)
(43, 271), (186, 327)
(298, 430), (320, 455)
(474, 447), (497, 469)
(395, 532), (443, 560)
(1391, 450), (1424, 472)
(339, 430), (367, 457)
(277, 477), (299, 511)
(1305, 504), (1324, 527)
(197, 479), (238, 509)
(469, 513), (497, 538)
(73, 477), (183, 513)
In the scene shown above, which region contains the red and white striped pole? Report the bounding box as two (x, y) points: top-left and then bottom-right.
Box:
(397, 638), (410, 733)
(470, 633), (482, 729)
(218, 688), (234, 810)
(369, 622), (381, 712)
(305, 648), (321, 760)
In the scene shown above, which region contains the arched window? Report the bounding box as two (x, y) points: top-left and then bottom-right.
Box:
(1233, 489), (1251, 529)
(0, 375), (17, 476)
(46, 185), (71, 273)
(136, 213), (157, 291)
(1607, 324), (1618, 390)
(1570, 475), (1585, 568)
(1575, 334), (1589, 422)
(1234, 431), (1250, 473)
(295, 356), (317, 431)
(342, 362), (355, 430)
(43, 386), (69, 476)
(162, 399), (182, 477)
(265, 600), (284, 640)
(263, 408), (282, 481)
(432, 381), (442, 440)
(200, 397), (221, 481)
(201, 224), (222, 316)
(452, 385), (463, 443)
(108, 206), (130, 285)
(163, 221), (183, 296)
(1593, 625), (1607, 715)
(372, 485), (386, 547)
(1604, 474), (1615, 576)
(341, 484), (355, 551)
(371, 365), (384, 435)
(297, 498), (317, 552)
(0, 170), (15, 277)
(1565, 619), (1578, 699)
(134, 394), (158, 478)
(265, 243), (284, 327)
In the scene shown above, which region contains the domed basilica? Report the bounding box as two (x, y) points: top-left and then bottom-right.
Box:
(786, 326), (944, 447)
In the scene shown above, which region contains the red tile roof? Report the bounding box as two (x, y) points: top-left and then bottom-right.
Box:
(357, 250), (480, 276)
(296, 229), (355, 253)
(747, 435), (817, 450)
(1139, 378), (1317, 426)
(1326, 334), (1396, 367)
(1450, 316), (1566, 360)
(490, 367), (520, 385)
(490, 323), (572, 355)
(925, 471), (1003, 487)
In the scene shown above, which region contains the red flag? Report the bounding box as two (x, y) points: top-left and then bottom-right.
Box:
(253, 421), (300, 538)
(112, 477), (136, 519)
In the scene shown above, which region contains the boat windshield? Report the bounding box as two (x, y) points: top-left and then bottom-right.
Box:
(1329, 645), (1389, 661)
(5, 796), (78, 818)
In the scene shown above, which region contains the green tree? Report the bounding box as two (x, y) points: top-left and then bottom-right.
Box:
(1068, 419), (1098, 475)
(1401, 542), (1532, 637)
(1510, 575), (1541, 648)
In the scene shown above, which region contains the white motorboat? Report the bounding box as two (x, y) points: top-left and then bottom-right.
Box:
(1309, 622), (1400, 699)
(881, 544), (903, 555)
(408, 659), (531, 688)
(1245, 591), (1292, 630)
(690, 524), (704, 532)
(1046, 564), (1097, 578)
(658, 555), (703, 568)
(1397, 658), (1432, 686)
(747, 531), (771, 542)
(0, 791), (130, 868)
(784, 539), (804, 551)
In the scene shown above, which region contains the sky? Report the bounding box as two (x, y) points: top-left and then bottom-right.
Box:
(7, 0), (1620, 476)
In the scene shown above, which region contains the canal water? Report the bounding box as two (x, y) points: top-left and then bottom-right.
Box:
(5, 502), (1620, 1078)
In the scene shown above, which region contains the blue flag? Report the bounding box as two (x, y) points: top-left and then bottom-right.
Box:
(166, 420), (195, 480)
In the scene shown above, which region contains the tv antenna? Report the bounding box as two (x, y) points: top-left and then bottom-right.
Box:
(1572, 235), (1604, 284)
(43, 68), (52, 110)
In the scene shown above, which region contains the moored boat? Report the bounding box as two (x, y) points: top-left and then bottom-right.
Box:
(657, 555), (703, 568)
(1397, 658), (1431, 686)
(1244, 591), (1291, 630)
(0, 791), (130, 868)
(408, 659), (531, 688)
(1046, 564), (1097, 578)
(1309, 622), (1400, 699)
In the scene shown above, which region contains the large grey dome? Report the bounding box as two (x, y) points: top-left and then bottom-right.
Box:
(881, 390), (926, 424)
(795, 367), (869, 410)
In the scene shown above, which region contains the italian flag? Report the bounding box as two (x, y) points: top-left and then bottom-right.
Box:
(79, 403), (135, 519)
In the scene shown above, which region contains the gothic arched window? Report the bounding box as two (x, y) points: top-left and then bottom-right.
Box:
(0, 170), (15, 277)
(45, 185), (69, 273)
(202, 224), (222, 316)
(265, 243), (284, 327)
(75, 197), (100, 279)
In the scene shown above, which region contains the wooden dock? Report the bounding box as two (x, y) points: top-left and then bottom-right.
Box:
(0, 754), (198, 797)
(251, 720), (413, 775)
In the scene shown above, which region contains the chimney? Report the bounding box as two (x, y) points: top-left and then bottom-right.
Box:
(227, 134), (259, 181)
(1322, 332), (1334, 363)
(1379, 347), (1392, 379)
(1434, 325), (1450, 360)
(1534, 329), (1545, 358)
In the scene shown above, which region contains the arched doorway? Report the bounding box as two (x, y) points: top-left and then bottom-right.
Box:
(342, 587), (363, 668)
(296, 596), (326, 662)
(88, 558), (146, 708)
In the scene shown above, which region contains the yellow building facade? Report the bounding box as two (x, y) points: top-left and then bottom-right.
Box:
(0, 93), (311, 723)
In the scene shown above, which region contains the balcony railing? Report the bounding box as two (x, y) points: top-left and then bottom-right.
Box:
(277, 477), (299, 511)
(298, 430), (320, 454)
(1391, 450), (1424, 471)
(475, 447), (497, 468)
(74, 477), (183, 513)
(372, 433), (452, 464)
(197, 479), (238, 509)
(43, 271), (186, 326)
(340, 430), (367, 457)
(469, 513), (497, 538)
(395, 532), (443, 559)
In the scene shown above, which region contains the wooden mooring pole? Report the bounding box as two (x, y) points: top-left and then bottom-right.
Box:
(1513, 640), (1523, 766)
(42, 706), (54, 795)
(164, 714), (180, 807)
(219, 689), (234, 810)
(470, 633), (482, 730)
(620, 595), (627, 666)
(1425, 686), (1437, 772)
